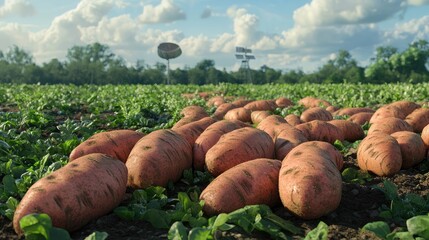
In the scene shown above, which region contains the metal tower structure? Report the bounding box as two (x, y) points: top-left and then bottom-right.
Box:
(235, 46), (255, 83)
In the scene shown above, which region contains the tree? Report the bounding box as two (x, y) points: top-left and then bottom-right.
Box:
(5, 45), (33, 65)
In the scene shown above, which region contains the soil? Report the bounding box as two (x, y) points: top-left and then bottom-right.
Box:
(1, 151), (428, 240)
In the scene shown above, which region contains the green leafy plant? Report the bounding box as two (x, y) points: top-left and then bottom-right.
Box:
(341, 167), (373, 184)
(19, 213), (71, 240)
(304, 221), (329, 240)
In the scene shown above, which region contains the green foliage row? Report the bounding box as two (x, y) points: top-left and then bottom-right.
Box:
(1, 40), (428, 85)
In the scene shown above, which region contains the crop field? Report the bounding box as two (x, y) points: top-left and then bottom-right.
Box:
(1, 83), (429, 240)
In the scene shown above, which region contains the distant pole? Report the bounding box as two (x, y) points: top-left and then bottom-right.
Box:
(167, 59), (170, 85)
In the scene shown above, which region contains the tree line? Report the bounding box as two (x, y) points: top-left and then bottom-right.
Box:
(0, 40), (428, 85)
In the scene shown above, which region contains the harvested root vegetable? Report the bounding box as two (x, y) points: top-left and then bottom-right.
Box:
(172, 114), (209, 130)
(279, 141), (342, 219)
(244, 99), (277, 111)
(370, 105), (406, 124)
(295, 120), (344, 144)
(275, 97), (294, 108)
(389, 100), (421, 116)
(256, 115), (288, 139)
(174, 117), (216, 146)
(193, 120), (248, 170)
(126, 129), (192, 188)
(326, 105), (339, 113)
(200, 158), (281, 216)
(405, 108), (429, 133)
(422, 124), (429, 147)
(205, 127), (275, 177)
(367, 117), (413, 135)
(212, 103), (237, 120)
(13, 153), (127, 234)
(348, 112), (373, 125)
(180, 105), (208, 118)
(298, 96), (331, 108)
(300, 107), (333, 122)
(391, 131), (426, 169)
(329, 119), (365, 142)
(224, 107), (252, 123)
(274, 125), (308, 160)
(334, 107), (375, 117)
(357, 133), (402, 176)
(206, 96), (225, 107)
(231, 98), (253, 107)
(251, 110), (271, 125)
(69, 129), (145, 163)
(285, 114), (302, 126)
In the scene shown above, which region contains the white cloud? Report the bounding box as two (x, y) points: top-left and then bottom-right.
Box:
(138, 0), (186, 24)
(294, 0), (406, 27)
(0, 0), (35, 18)
(407, 0), (429, 5)
(384, 15), (429, 48)
(227, 6), (261, 47)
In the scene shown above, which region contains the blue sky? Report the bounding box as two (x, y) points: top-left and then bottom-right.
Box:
(1, 0), (429, 72)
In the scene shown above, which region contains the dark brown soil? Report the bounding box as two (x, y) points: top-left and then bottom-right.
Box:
(1, 154), (428, 240)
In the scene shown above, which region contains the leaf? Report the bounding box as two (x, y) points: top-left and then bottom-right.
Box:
(341, 167), (358, 182)
(361, 221), (390, 239)
(168, 221), (188, 240)
(84, 231), (109, 240)
(304, 221), (328, 240)
(113, 206), (135, 220)
(264, 212), (301, 235)
(2, 174), (18, 194)
(19, 213), (53, 240)
(49, 227), (71, 240)
(188, 227), (212, 240)
(143, 209), (171, 229)
(211, 213), (229, 229)
(386, 231), (414, 240)
(406, 215), (429, 239)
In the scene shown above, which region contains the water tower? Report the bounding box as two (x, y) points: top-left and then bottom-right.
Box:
(235, 46), (255, 83)
(157, 42), (182, 84)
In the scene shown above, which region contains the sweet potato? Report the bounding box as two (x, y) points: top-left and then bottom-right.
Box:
(251, 110), (271, 125)
(422, 124), (429, 147)
(369, 105), (406, 124)
(69, 130), (145, 163)
(231, 98), (253, 107)
(274, 126), (308, 160)
(357, 133), (402, 176)
(244, 99), (277, 111)
(212, 103), (237, 120)
(326, 105), (339, 113)
(174, 117), (217, 146)
(389, 100), (421, 116)
(284, 114), (302, 126)
(405, 108), (429, 133)
(295, 120), (344, 144)
(193, 120), (248, 170)
(205, 127), (275, 177)
(391, 131), (427, 169)
(334, 107), (375, 117)
(126, 129), (192, 188)
(223, 107), (252, 123)
(328, 119), (365, 142)
(200, 158), (281, 216)
(180, 105), (208, 118)
(367, 117), (413, 135)
(207, 96), (225, 107)
(300, 107), (333, 122)
(279, 142), (342, 219)
(275, 97), (294, 108)
(13, 153), (127, 234)
(348, 112), (373, 125)
(256, 115), (288, 139)
(298, 97), (332, 108)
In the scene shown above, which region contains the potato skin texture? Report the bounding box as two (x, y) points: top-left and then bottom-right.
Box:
(279, 142), (342, 219)
(200, 158), (281, 216)
(192, 120), (247, 171)
(126, 129), (192, 188)
(69, 129), (145, 163)
(205, 127), (275, 177)
(13, 153), (127, 234)
(390, 131), (426, 169)
(357, 133), (402, 176)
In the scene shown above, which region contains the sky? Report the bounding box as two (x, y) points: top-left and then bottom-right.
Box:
(0, 0), (429, 72)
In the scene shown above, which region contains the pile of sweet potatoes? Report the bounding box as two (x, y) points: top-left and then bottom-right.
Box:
(12, 94), (429, 236)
